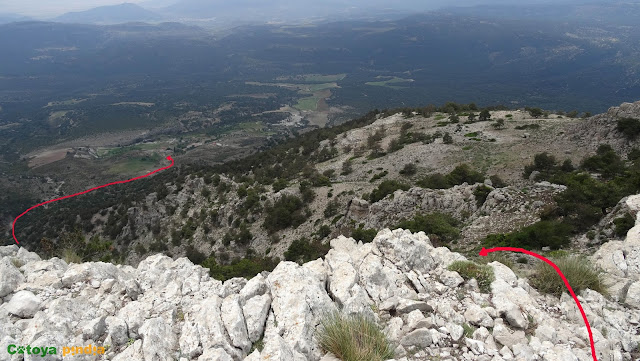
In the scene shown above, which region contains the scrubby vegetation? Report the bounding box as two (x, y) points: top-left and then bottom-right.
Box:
(447, 260), (494, 293)
(202, 255), (279, 281)
(418, 164), (484, 189)
(263, 195), (308, 233)
(617, 118), (640, 139)
(317, 312), (394, 361)
(396, 212), (460, 245)
(369, 180), (410, 203)
(482, 220), (573, 250)
(284, 237), (330, 264)
(351, 226), (378, 243)
(530, 256), (607, 297)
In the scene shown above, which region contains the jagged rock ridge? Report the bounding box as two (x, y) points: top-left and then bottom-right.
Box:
(2, 224), (640, 360)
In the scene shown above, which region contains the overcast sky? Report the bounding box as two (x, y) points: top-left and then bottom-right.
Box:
(0, 0), (153, 17)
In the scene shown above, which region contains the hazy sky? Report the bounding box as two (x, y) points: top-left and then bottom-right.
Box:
(0, 0), (151, 17)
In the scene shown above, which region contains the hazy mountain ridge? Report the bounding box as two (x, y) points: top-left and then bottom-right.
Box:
(53, 3), (163, 25)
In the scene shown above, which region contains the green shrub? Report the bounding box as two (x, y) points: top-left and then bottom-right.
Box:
(186, 245), (206, 264)
(396, 212), (460, 244)
(447, 261), (494, 293)
(443, 132), (453, 144)
(370, 170), (388, 182)
(417, 173), (450, 189)
(473, 185), (493, 207)
(399, 163), (417, 176)
(530, 256), (607, 297)
(614, 213), (635, 237)
(203, 256), (279, 281)
(418, 164), (484, 189)
(523, 152), (557, 179)
(446, 164), (484, 186)
(489, 175), (507, 188)
(370, 180), (410, 203)
(263, 195), (308, 233)
(581, 144), (625, 179)
(617, 118), (640, 139)
(272, 178), (288, 192)
(482, 220), (573, 250)
(317, 312), (394, 361)
(285, 237), (330, 263)
(351, 227), (378, 243)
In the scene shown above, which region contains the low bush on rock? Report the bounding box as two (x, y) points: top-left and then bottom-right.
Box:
(351, 227), (378, 243)
(396, 212), (460, 245)
(202, 256), (279, 281)
(369, 180), (410, 203)
(447, 261), (494, 293)
(317, 312), (394, 361)
(417, 164), (484, 189)
(284, 237), (330, 264)
(530, 256), (607, 297)
(482, 220), (572, 250)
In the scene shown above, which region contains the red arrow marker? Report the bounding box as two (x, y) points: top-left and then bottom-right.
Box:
(480, 247), (598, 361)
(12, 156), (175, 245)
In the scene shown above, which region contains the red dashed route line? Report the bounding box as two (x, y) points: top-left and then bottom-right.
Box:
(480, 246), (599, 361)
(12, 156), (174, 245)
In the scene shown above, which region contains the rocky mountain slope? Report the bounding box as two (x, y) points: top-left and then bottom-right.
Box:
(5, 101), (640, 284)
(2, 222), (640, 361)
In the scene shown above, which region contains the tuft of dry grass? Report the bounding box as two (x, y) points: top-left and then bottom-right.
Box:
(61, 249), (83, 264)
(317, 312), (394, 361)
(530, 255), (608, 297)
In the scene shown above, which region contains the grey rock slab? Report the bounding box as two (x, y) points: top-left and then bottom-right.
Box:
(400, 328), (432, 349)
(82, 316), (107, 341)
(198, 348), (233, 361)
(243, 294), (271, 343)
(492, 319), (526, 347)
(139, 317), (178, 361)
(396, 298), (433, 314)
(105, 316), (129, 346)
(267, 261), (336, 359)
(0, 258), (25, 297)
(221, 294), (251, 353)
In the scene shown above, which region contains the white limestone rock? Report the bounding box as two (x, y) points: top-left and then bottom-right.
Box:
(5, 290), (40, 318)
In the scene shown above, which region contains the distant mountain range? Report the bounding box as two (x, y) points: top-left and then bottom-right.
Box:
(0, 13), (31, 25)
(53, 3), (163, 25)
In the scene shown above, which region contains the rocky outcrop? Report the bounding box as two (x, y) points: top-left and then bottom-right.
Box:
(566, 100), (640, 154)
(343, 182), (564, 243)
(593, 194), (640, 307)
(2, 228), (639, 361)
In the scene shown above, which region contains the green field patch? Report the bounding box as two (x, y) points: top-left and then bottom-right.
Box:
(308, 82), (338, 92)
(464, 132), (479, 137)
(294, 97), (319, 111)
(108, 155), (162, 174)
(365, 77), (413, 89)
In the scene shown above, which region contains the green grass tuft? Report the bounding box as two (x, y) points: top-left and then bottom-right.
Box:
(530, 256), (608, 297)
(447, 261), (495, 293)
(317, 312), (394, 361)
